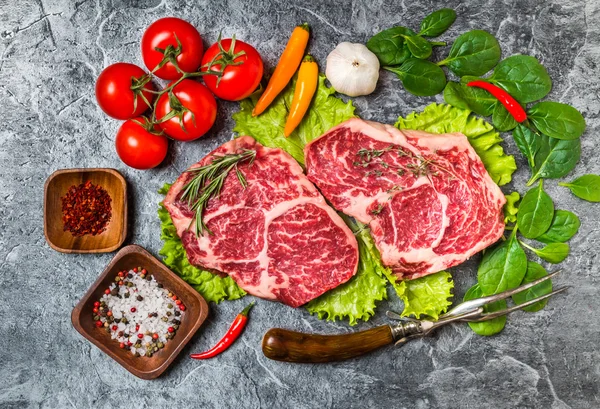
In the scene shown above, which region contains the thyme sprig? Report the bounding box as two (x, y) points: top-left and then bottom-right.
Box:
(353, 144), (439, 179)
(180, 149), (256, 236)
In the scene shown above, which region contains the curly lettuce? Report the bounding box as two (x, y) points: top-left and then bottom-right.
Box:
(395, 103), (517, 186)
(158, 184), (246, 303)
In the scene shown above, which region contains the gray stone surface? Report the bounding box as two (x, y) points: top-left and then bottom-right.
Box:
(1, 0), (599, 408)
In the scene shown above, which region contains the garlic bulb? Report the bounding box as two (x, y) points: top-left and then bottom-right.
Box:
(326, 42), (380, 97)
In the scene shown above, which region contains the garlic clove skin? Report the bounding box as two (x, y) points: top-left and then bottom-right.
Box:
(326, 42), (380, 97)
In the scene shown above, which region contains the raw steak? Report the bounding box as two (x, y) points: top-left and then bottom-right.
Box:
(163, 136), (359, 307)
(304, 118), (506, 280)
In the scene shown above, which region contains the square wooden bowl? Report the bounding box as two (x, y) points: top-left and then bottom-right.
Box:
(44, 168), (127, 253)
(71, 245), (209, 380)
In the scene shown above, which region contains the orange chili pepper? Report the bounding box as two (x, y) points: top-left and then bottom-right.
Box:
(252, 23), (310, 117)
(284, 55), (318, 137)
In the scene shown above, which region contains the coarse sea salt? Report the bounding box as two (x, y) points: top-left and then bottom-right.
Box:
(95, 270), (185, 357)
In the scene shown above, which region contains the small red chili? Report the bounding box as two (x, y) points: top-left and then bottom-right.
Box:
(466, 80), (527, 123)
(190, 302), (254, 360)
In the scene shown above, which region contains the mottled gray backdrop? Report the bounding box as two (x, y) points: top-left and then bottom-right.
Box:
(1, 0), (599, 408)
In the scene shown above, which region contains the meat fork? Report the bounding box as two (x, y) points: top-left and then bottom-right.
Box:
(262, 271), (567, 363)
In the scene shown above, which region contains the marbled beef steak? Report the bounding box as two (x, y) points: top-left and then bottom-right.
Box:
(305, 118), (506, 280)
(163, 136), (359, 307)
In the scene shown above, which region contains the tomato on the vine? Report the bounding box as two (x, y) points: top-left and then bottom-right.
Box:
(95, 63), (154, 120)
(201, 38), (264, 101)
(141, 17), (204, 80)
(115, 118), (168, 169)
(155, 80), (217, 141)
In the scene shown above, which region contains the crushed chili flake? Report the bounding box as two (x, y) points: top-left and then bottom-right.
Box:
(61, 180), (112, 236)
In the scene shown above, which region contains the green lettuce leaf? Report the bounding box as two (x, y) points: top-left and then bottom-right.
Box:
(395, 103), (517, 186)
(157, 184), (246, 303)
(232, 74), (355, 165)
(504, 191), (520, 224)
(306, 218), (389, 325)
(394, 271), (454, 320)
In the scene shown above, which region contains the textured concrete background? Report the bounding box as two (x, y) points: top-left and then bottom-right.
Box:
(1, 0), (599, 408)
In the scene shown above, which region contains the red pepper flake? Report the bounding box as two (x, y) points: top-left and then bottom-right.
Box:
(60, 180), (112, 237)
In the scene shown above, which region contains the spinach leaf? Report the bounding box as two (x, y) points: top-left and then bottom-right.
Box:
(521, 241), (569, 264)
(513, 124), (542, 169)
(537, 210), (580, 244)
(512, 262), (552, 312)
(478, 231), (527, 295)
(559, 174), (600, 202)
(367, 26), (416, 66)
(487, 55), (552, 103)
(503, 191), (520, 224)
(419, 8), (457, 37)
(464, 283), (506, 336)
(437, 30), (501, 77)
(386, 59), (447, 96)
(492, 102), (518, 132)
(528, 101), (586, 140)
(517, 180), (554, 239)
(528, 136), (581, 186)
(402, 34), (432, 59)
(443, 81), (496, 116)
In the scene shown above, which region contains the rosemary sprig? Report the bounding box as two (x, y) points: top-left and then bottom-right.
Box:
(180, 149), (256, 236)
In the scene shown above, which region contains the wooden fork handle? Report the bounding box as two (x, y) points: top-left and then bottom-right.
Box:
(261, 325), (394, 363)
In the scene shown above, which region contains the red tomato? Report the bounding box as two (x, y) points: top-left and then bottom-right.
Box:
(115, 119), (168, 169)
(95, 63), (154, 120)
(201, 39), (264, 101)
(155, 80), (217, 141)
(141, 17), (203, 80)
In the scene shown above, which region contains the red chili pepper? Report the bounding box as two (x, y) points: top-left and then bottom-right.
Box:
(190, 302), (255, 360)
(466, 80), (527, 123)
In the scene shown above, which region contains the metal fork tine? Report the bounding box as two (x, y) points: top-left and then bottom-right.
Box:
(442, 270), (561, 318)
(467, 286), (570, 322)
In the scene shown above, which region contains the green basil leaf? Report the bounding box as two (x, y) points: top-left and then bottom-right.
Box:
(438, 30), (501, 77)
(537, 210), (580, 244)
(419, 8), (457, 37)
(513, 124), (542, 169)
(522, 241), (569, 264)
(528, 136), (581, 186)
(367, 26), (416, 66)
(402, 34), (432, 59)
(503, 191), (520, 224)
(443, 81), (496, 116)
(464, 283), (507, 336)
(492, 102), (518, 132)
(559, 174), (600, 202)
(488, 55), (552, 103)
(517, 180), (554, 239)
(528, 101), (586, 140)
(478, 232), (527, 295)
(512, 262), (552, 312)
(386, 58), (447, 96)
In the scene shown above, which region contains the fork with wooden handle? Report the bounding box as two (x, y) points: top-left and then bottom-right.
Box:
(262, 272), (566, 363)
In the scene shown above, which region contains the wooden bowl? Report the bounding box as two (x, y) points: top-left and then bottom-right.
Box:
(71, 245), (209, 380)
(44, 168), (127, 253)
